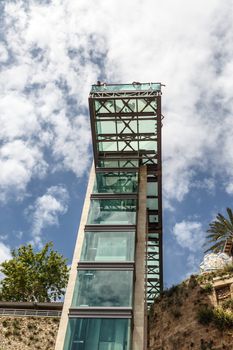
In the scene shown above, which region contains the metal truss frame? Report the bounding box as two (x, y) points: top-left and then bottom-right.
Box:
(89, 84), (163, 308)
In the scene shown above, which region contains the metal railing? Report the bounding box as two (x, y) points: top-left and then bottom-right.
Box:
(0, 308), (62, 317)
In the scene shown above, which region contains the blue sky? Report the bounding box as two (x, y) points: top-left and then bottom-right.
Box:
(0, 0), (233, 288)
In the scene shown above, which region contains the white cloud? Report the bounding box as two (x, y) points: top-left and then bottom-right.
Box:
(0, 43), (9, 63)
(225, 182), (233, 195)
(0, 242), (11, 265)
(26, 185), (69, 247)
(173, 220), (205, 252)
(0, 140), (47, 201)
(0, 0), (233, 206)
(0, 93), (39, 141)
(51, 114), (91, 176)
(0, 242), (11, 279)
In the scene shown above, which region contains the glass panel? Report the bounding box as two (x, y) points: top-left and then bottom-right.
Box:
(147, 182), (158, 196)
(64, 318), (131, 350)
(147, 241), (159, 253)
(138, 120), (156, 133)
(147, 198), (158, 210)
(148, 233), (159, 240)
(95, 100), (115, 114)
(80, 231), (135, 262)
(94, 172), (138, 193)
(87, 199), (136, 225)
(98, 160), (139, 168)
(149, 214), (158, 223)
(117, 120), (137, 133)
(118, 141), (138, 151)
(97, 121), (116, 134)
(139, 140), (157, 151)
(72, 270), (133, 307)
(91, 82), (161, 92)
(98, 141), (118, 152)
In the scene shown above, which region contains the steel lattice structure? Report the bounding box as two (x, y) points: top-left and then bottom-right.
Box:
(89, 83), (163, 307)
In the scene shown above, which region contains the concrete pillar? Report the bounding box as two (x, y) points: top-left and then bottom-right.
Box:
(132, 165), (147, 350)
(55, 164), (95, 350)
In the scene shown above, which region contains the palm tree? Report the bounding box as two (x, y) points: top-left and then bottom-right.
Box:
(205, 207), (233, 255)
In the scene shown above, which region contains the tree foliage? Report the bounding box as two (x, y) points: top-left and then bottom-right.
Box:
(0, 242), (69, 302)
(205, 207), (233, 253)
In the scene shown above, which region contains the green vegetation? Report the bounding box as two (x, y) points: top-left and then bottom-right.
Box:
(205, 207), (233, 253)
(200, 283), (213, 294)
(197, 305), (233, 330)
(222, 298), (233, 311)
(0, 242), (69, 302)
(197, 306), (215, 325)
(197, 263), (233, 283)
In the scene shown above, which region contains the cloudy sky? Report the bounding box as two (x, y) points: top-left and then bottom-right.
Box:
(0, 0), (233, 287)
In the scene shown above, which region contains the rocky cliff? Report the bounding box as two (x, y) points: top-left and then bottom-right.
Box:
(149, 265), (233, 350)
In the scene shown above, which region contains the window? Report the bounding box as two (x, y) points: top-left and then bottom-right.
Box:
(72, 270), (133, 307)
(87, 199), (136, 225)
(80, 231), (135, 262)
(93, 172), (138, 194)
(64, 318), (131, 350)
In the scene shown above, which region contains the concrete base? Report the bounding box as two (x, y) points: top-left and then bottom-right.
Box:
(55, 165), (95, 350)
(132, 165), (147, 350)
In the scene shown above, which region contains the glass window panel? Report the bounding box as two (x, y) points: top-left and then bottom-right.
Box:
(91, 82), (160, 92)
(117, 141), (138, 152)
(139, 100), (156, 112)
(117, 120), (137, 133)
(139, 120), (156, 133)
(149, 215), (158, 223)
(147, 260), (160, 267)
(87, 199), (136, 225)
(115, 100), (137, 113)
(143, 101), (157, 112)
(80, 231), (135, 261)
(97, 121), (116, 134)
(72, 270), (133, 307)
(95, 100), (115, 114)
(147, 245), (159, 254)
(137, 99), (147, 112)
(147, 182), (158, 196)
(94, 172), (138, 193)
(147, 198), (158, 210)
(148, 233), (159, 240)
(139, 140), (157, 151)
(98, 141), (118, 152)
(64, 318), (131, 350)
(98, 160), (139, 168)
(137, 99), (157, 113)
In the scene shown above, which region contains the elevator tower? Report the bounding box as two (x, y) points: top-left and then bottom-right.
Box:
(55, 82), (163, 350)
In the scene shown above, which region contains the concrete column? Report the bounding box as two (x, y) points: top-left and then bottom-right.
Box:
(55, 164), (95, 350)
(132, 165), (147, 350)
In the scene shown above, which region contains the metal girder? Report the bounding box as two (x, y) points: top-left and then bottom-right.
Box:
(90, 91), (162, 98)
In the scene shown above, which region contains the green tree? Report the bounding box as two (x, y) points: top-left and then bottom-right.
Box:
(0, 242), (69, 302)
(205, 207), (233, 254)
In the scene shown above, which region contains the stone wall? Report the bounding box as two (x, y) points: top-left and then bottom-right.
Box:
(0, 316), (59, 350)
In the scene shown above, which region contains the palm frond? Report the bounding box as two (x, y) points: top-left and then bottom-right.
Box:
(204, 239), (226, 253)
(227, 207), (233, 226)
(205, 208), (233, 255)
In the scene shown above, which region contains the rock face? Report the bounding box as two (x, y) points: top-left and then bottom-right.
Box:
(0, 316), (59, 349)
(148, 270), (233, 350)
